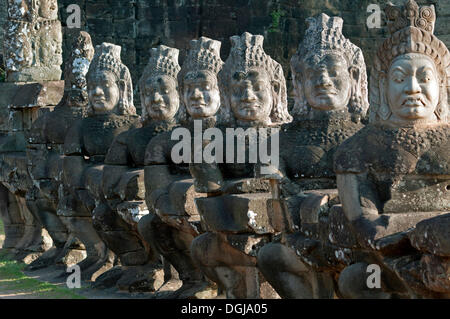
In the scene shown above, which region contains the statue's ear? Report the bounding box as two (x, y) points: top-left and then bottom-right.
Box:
(379, 75), (391, 121)
(349, 66), (360, 82)
(271, 79), (281, 101)
(119, 79), (126, 91)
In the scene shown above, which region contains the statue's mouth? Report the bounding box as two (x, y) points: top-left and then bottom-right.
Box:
(241, 103), (259, 111)
(190, 103), (207, 109)
(152, 103), (166, 110)
(316, 89), (337, 96)
(402, 97), (425, 107)
(94, 98), (106, 104)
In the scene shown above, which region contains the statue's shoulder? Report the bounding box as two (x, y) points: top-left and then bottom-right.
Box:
(417, 124), (450, 175)
(334, 125), (378, 173)
(144, 130), (174, 165)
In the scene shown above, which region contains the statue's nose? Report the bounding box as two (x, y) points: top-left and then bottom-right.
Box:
(316, 72), (332, 87)
(404, 76), (422, 95)
(242, 87), (257, 102)
(191, 87), (203, 100)
(153, 92), (163, 103)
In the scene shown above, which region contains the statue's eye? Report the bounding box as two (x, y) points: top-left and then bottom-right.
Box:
(393, 77), (404, 83)
(419, 72), (433, 83)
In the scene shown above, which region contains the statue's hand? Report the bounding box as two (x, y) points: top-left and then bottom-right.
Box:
(351, 213), (390, 250)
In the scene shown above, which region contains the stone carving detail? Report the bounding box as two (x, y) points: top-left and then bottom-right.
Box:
(0, 0), (64, 264)
(60, 43), (141, 281)
(24, 31), (94, 271)
(190, 32), (291, 299)
(218, 32), (292, 127)
(290, 13), (369, 118)
(95, 45), (182, 291)
(138, 37), (224, 298)
(255, 14), (368, 299)
(4, 0), (63, 82)
(334, 0), (450, 298)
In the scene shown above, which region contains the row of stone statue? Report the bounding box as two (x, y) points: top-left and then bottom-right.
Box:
(0, 0), (449, 299)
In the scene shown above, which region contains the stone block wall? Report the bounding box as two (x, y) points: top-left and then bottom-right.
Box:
(1, 0), (450, 109)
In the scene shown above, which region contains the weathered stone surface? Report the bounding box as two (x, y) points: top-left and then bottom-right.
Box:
(196, 193), (274, 234)
(3, 0), (62, 82)
(334, 0), (450, 298)
(190, 32), (292, 299)
(59, 42), (140, 281)
(409, 214), (450, 257)
(256, 13), (369, 299)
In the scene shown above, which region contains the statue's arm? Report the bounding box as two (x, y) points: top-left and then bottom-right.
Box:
(62, 121), (89, 192)
(336, 173), (389, 249)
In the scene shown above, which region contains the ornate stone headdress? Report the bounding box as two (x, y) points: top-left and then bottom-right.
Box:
(139, 45), (181, 123)
(370, 0), (450, 123)
(219, 32), (292, 126)
(86, 43), (136, 116)
(290, 13), (369, 117)
(177, 37), (224, 122)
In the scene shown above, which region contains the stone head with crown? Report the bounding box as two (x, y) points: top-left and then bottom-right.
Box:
(177, 37), (224, 123)
(139, 45), (181, 125)
(86, 43), (136, 116)
(371, 0), (450, 127)
(291, 13), (369, 118)
(219, 32), (292, 127)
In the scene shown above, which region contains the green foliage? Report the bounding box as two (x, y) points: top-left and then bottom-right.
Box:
(269, 9), (285, 33)
(0, 218), (4, 236)
(0, 252), (85, 299)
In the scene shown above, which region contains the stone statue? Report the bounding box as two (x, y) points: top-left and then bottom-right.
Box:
(0, 0), (64, 263)
(59, 43), (141, 281)
(25, 31), (94, 271)
(93, 45), (182, 292)
(189, 32), (292, 298)
(4, 0), (62, 82)
(256, 13), (369, 299)
(333, 0), (450, 298)
(138, 37), (224, 298)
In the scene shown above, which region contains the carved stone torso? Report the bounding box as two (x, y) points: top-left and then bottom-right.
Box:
(335, 124), (450, 214)
(280, 114), (364, 193)
(107, 121), (177, 167)
(66, 114), (141, 160)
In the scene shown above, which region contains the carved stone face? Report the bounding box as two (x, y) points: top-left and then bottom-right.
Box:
(387, 53), (440, 123)
(39, 24), (63, 66)
(183, 70), (220, 119)
(38, 0), (58, 20)
(143, 75), (179, 121)
(230, 68), (273, 122)
(301, 53), (351, 111)
(88, 71), (120, 114)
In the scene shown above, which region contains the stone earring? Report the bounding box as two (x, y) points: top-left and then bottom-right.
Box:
(379, 78), (391, 121)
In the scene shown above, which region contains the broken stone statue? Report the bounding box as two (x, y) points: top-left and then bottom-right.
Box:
(4, 0), (62, 82)
(25, 30), (95, 271)
(59, 43), (141, 282)
(333, 0), (450, 298)
(138, 37), (224, 298)
(256, 13), (369, 299)
(189, 32), (292, 299)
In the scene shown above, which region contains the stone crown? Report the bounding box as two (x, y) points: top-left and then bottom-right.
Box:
(385, 0), (435, 34)
(90, 43), (125, 80)
(183, 36), (223, 75)
(144, 45), (181, 79)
